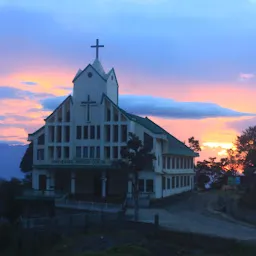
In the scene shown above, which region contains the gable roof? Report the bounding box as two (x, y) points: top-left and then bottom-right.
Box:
(101, 93), (198, 157)
(72, 63), (107, 83)
(106, 68), (119, 87)
(44, 95), (73, 121)
(28, 125), (45, 138)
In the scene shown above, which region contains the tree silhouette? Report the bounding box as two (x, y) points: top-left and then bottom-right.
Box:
(116, 132), (155, 221)
(19, 142), (33, 173)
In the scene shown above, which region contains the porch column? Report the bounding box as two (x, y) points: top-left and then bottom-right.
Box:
(71, 171), (76, 194)
(101, 171), (107, 198)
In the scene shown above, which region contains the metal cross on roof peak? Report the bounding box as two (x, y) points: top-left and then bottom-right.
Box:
(91, 39), (104, 59)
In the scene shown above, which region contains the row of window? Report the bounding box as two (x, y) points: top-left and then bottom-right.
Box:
(37, 146), (126, 160)
(162, 175), (191, 190)
(48, 126), (70, 143)
(162, 156), (193, 169)
(76, 125), (128, 142)
(138, 175), (192, 193)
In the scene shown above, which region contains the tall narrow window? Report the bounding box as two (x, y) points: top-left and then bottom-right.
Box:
(163, 156), (166, 168)
(176, 176), (179, 188)
(105, 125), (111, 142)
(84, 126), (88, 139)
(76, 146), (81, 158)
(90, 146), (95, 158)
(96, 146), (100, 158)
(106, 108), (111, 121)
(105, 147), (110, 159)
(167, 157), (170, 169)
(113, 125), (118, 142)
(113, 146), (118, 159)
(64, 147), (69, 159)
(162, 176), (166, 190)
(83, 146), (88, 158)
(121, 125), (127, 142)
(172, 176), (175, 188)
(172, 157), (175, 169)
(97, 125), (100, 139)
(56, 146), (61, 159)
(76, 126), (82, 139)
(90, 126), (95, 139)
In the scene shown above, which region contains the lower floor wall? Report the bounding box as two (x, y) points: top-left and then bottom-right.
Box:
(32, 168), (195, 200)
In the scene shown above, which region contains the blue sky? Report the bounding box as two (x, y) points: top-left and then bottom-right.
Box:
(1, 0), (256, 160)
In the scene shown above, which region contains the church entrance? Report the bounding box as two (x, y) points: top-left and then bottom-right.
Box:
(39, 175), (47, 191)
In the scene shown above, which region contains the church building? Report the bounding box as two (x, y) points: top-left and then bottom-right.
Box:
(28, 39), (199, 201)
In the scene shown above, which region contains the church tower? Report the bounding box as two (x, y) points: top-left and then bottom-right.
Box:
(72, 39), (118, 105)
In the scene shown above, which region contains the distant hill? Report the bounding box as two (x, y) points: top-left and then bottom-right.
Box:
(0, 143), (27, 180)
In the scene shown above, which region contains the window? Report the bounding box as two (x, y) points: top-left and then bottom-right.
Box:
(113, 108), (119, 121)
(65, 126), (70, 142)
(64, 147), (69, 159)
(113, 146), (118, 159)
(139, 179), (144, 192)
(49, 146), (54, 159)
(83, 146), (88, 158)
(181, 158), (184, 169)
(90, 126), (95, 139)
(105, 125), (111, 142)
(66, 110), (70, 122)
(172, 176), (175, 188)
(76, 126), (82, 139)
(172, 157), (175, 169)
(143, 132), (153, 151)
(146, 179), (154, 192)
(181, 176), (183, 187)
(162, 176), (166, 190)
(184, 158), (187, 169)
(176, 157), (180, 169)
(56, 146), (61, 159)
(121, 125), (127, 142)
(184, 176), (187, 186)
(90, 146), (95, 158)
(37, 149), (44, 160)
(96, 146), (100, 158)
(113, 125), (118, 142)
(188, 176), (190, 186)
(176, 176), (179, 188)
(106, 108), (111, 121)
(49, 126), (55, 142)
(167, 178), (170, 189)
(97, 125), (100, 139)
(84, 126), (88, 139)
(163, 156), (166, 168)
(57, 126), (62, 142)
(167, 157), (170, 169)
(76, 146), (81, 158)
(38, 134), (45, 145)
(105, 147), (110, 159)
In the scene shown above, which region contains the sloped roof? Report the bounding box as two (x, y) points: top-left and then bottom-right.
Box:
(92, 59), (106, 77)
(28, 125), (45, 137)
(44, 95), (73, 121)
(101, 94), (198, 157)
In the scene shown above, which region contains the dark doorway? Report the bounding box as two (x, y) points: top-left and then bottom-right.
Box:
(39, 175), (47, 191)
(94, 174), (102, 197)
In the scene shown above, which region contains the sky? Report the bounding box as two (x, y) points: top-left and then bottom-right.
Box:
(1, 0), (256, 161)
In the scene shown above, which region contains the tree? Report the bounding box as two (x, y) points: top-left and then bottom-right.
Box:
(188, 136), (201, 153)
(19, 142), (33, 173)
(235, 126), (256, 169)
(117, 132), (155, 221)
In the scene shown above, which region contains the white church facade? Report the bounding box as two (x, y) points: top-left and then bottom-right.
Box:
(28, 39), (199, 201)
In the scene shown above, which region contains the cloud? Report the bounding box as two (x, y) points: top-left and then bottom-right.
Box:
(0, 86), (54, 100)
(226, 117), (256, 132)
(239, 73), (255, 81)
(20, 81), (38, 86)
(41, 94), (256, 120)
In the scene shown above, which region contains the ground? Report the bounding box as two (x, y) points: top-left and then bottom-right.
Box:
(126, 190), (256, 241)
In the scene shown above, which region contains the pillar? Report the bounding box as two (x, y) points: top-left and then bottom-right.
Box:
(101, 171), (107, 198)
(71, 171), (76, 194)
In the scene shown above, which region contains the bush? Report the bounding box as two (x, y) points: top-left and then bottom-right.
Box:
(0, 222), (13, 251)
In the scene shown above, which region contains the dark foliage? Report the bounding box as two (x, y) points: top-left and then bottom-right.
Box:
(0, 179), (22, 222)
(19, 142), (33, 173)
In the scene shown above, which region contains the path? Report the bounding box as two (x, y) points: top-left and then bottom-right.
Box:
(126, 191), (256, 241)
